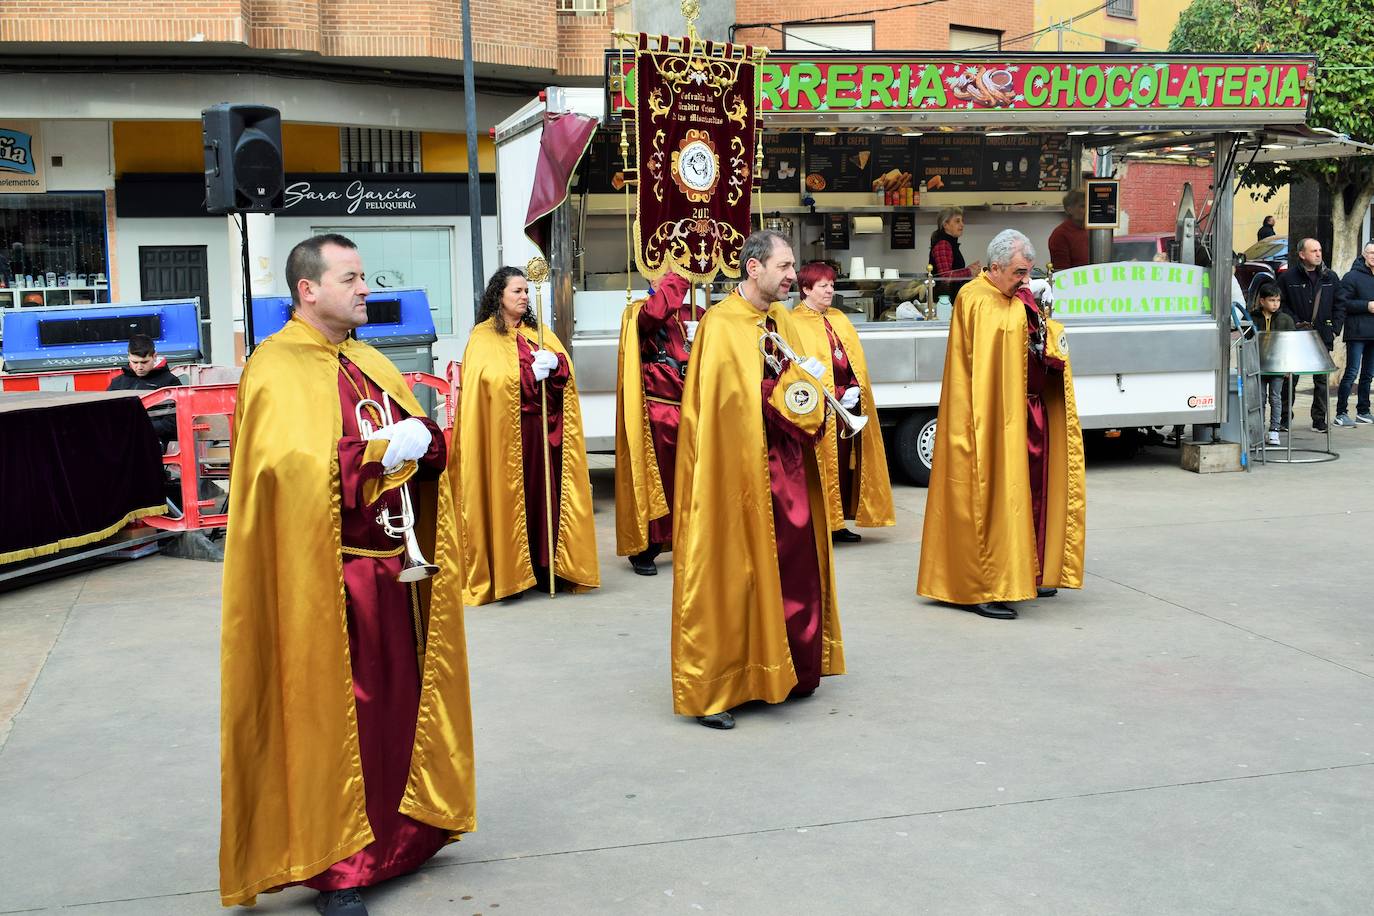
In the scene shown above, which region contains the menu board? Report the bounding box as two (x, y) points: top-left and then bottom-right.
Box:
(1038, 135), (1072, 191)
(914, 134), (982, 192)
(871, 135), (916, 198)
(803, 134), (873, 194)
(760, 133), (803, 193)
(890, 212), (916, 250)
(980, 135), (1042, 191)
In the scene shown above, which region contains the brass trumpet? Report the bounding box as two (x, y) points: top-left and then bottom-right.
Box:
(355, 393), (440, 583)
(758, 329), (868, 439)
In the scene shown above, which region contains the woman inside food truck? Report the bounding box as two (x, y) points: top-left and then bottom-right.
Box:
(928, 207), (982, 280)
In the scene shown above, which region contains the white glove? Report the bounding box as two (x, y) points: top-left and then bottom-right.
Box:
(684, 320), (699, 343)
(531, 348), (560, 382)
(1028, 277), (1054, 305)
(799, 356), (827, 379)
(839, 386), (861, 410)
(376, 416), (432, 469)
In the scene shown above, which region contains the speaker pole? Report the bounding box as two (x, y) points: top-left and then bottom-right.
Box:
(239, 214), (256, 358)
(461, 0), (484, 318)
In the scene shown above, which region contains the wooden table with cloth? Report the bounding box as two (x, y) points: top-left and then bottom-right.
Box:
(0, 390), (166, 566)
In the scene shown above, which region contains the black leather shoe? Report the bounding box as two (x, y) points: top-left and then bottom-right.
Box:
(697, 711), (735, 729)
(316, 889), (368, 916)
(1036, 587), (1058, 598)
(629, 554), (658, 576)
(832, 528), (862, 543)
(963, 602), (1017, 620)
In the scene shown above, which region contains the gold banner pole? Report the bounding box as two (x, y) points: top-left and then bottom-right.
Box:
(526, 256), (556, 598)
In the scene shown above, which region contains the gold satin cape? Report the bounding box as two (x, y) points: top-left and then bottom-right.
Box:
(790, 305), (896, 530)
(917, 273), (1086, 605)
(456, 317), (599, 605)
(613, 295), (669, 557)
(219, 318), (475, 907)
(671, 292), (844, 717)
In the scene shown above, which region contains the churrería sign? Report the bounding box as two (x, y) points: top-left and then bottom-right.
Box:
(610, 55), (1314, 117)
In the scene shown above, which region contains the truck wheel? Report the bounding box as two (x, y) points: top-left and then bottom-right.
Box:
(895, 410), (937, 487)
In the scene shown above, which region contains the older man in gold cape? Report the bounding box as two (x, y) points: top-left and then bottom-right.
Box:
(917, 229), (1085, 620)
(221, 235), (474, 914)
(672, 230), (845, 730)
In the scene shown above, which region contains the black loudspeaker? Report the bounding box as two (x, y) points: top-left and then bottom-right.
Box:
(202, 104), (285, 214)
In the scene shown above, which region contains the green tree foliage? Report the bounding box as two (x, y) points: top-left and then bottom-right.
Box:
(1170, 0), (1374, 261)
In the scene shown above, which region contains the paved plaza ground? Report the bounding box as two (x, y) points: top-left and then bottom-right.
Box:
(2, 426), (1372, 915)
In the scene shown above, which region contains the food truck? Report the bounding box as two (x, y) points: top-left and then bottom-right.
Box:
(494, 51), (1362, 482)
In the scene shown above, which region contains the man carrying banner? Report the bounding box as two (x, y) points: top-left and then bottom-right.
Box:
(615, 269), (695, 575)
(671, 230), (845, 729)
(917, 229), (1085, 619)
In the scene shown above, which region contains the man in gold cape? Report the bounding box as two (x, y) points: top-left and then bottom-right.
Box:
(615, 270), (693, 575)
(456, 302), (598, 605)
(917, 229), (1086, 620)
(220, 235), (475, 914)
(790, 268), (896, 540)
(672, 230), (845, 730)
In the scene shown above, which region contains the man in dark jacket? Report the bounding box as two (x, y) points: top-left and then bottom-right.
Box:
(107, 333), (183, 448)
(1334, 242), (1374, 426)
(1278, 238), (1340, 431)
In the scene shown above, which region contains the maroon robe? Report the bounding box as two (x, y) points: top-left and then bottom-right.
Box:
(638, 273), (693, 547)
(517, 334), (569, 580)
(304, 355), (449, 891)
(761, 322), (827, 696)
(823, 315), (862, 522)
(1017, 288), (1064, 583)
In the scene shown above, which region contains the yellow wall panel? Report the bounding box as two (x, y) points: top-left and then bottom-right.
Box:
(283, 124), (341, 172)
(113, 121), (202, 175)
(421, 132), (496, 173)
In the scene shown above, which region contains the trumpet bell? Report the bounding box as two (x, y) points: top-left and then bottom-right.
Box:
(399, 528), (439, 582)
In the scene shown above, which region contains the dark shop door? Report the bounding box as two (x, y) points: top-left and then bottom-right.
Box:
(139, 245), (211, 362)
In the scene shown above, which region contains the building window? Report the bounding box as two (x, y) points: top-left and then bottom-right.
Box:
(0, 192), (110, 308)
(556, 0), (607, 12)
(949, 25), (1003, 51)
(316, 227), (456, 335)
(783, 22), (875, 52)
(1106, 0), (1135, 18)
(340, 128), (422, 175)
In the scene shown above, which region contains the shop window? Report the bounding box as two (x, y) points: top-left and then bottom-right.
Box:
(0, 192), (110, 309)
(340, 128), (423, 175)
(783, 23), (875, 52)
(949, 25), (1002, 51)
(315, 226), (455, 335)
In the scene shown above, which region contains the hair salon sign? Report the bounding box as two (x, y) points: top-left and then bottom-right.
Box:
(0, 122), (45, 193)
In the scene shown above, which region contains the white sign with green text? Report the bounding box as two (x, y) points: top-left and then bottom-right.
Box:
(1052, 261), (1211, 319)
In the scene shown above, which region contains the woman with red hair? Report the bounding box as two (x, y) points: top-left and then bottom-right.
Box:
(790, 261), (895, 542)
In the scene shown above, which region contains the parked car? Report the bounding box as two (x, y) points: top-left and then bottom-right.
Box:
(1235, 235), (1289, 303)
(1112, 233), (1172, 262)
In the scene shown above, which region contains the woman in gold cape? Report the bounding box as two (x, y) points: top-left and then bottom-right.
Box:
(220, 317), (475, 908)
(672, 282), (844, 720)
(916, 251), (1086, 608)
(456, 267), (599, 605)
(791, 261), (895, 539)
